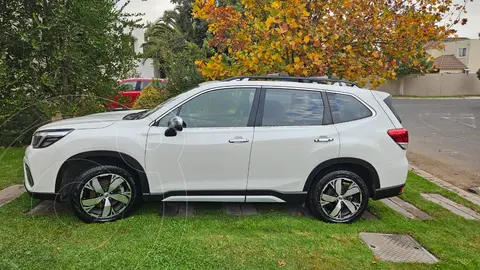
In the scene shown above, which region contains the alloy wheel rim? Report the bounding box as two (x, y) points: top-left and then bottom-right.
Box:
(79, 173), (132, 219)
(319, 177), (363, 221)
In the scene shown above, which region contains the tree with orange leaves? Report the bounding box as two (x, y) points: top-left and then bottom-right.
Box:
(193, 0), (470, 88)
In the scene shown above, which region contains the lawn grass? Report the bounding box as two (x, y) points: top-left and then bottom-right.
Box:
(0, 147), (25, 189)
(393, 95), (480, 99)
(1, 148), (480, 269)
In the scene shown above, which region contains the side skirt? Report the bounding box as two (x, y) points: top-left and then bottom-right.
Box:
(143, 190), (307, 203)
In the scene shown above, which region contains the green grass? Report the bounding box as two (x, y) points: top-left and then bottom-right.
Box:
(393, 95), (480, 98)
(0, 147), (25, 189)
(1, 148), (480, 269)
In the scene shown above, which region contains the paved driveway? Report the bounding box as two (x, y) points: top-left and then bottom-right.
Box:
(393, 98), (480, 189)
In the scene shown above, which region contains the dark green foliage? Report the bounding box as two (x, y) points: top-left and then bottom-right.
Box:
(164, 50), (205, 96)
(395, 58), (434, 77)
(0, 0), (141, 146)
(144, 0), (208, 93)
(0, 104), (48, 147)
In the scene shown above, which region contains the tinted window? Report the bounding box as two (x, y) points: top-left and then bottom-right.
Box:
(157, 108), (179, 127)
(383, 95), (401, 123)
(327, 92), (372, 123)
(118, 81), (137, 91)
(262, 89), (324, 126)
(140, 81), (151, 90)
(170, 88), (255, 128)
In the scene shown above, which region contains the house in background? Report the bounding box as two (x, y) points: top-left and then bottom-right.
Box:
(377, 37), (480, 96)
(431, 55), (468, 74)
(130, 28), (161, 78)
(426, 37), (480, 73)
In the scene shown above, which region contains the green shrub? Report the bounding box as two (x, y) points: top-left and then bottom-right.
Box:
(0, 104), (48, 147)
(132, 84), (169, 110)
(164, 52), (204, 96)
(73, 95), (107, 117)
(38, 94), (107, 118)
(0, 93), (108, 147)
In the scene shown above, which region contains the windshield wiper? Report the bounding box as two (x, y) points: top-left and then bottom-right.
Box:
(123, 110), (148, 120)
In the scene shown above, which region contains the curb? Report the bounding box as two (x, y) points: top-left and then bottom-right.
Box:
(409, 165), (480, 206)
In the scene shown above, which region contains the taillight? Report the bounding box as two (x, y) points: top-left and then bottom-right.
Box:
(387, 128), (408, 150)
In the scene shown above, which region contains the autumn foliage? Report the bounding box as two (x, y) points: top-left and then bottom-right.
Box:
(194, 0), (468, 88)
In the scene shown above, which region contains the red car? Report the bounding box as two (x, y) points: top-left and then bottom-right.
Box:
(106, 78), (167, 110)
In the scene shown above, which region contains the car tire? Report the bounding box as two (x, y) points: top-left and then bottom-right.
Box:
(69, 164), (139, 223)
(307, 170), (369, 223)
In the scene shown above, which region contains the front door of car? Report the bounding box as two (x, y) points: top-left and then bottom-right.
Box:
(145, 87), (258, 201)
(246, 88), (340, 200)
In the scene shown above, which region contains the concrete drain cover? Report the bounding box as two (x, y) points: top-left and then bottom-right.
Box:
(360, 233), (438, 263)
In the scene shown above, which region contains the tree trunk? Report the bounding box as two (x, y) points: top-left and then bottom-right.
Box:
(399, 77), (405, 96)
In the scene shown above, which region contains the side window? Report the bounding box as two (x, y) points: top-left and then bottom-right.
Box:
(140, 81), (151, 90)
(117, 81), (136, 91)
(160, 88), (256, 128)
(262, 89), (324, 126)
(157, 108), (179, 127)
(327, 92), (372, 124)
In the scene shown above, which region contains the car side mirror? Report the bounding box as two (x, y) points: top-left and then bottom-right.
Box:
(164, 116), (184, 137)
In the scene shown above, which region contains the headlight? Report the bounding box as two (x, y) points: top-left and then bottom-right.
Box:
(31, 129), (73, 148)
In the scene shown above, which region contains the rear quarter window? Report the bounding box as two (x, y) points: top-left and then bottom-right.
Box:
(383, 95), (402, 123)
(327, 92), (372, 124)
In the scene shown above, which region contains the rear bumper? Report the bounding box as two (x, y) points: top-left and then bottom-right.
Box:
(373, 184), (405, 200)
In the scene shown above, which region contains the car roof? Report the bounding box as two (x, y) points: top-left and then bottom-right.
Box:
(120, 78), (165, 82)
(195, 80), (371, 95)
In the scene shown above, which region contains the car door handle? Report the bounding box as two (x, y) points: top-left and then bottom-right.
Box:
(229, 137), (250, 143)
(314, 137), (334, 143)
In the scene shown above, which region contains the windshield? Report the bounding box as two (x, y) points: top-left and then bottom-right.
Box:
(137, 88), (198, 120)
(137, 95), (180, 120)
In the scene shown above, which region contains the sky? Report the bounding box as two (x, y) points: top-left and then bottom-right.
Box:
(123, 0), (480, 39)
(455, 0), (480, 39)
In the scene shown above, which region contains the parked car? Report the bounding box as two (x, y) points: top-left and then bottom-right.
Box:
(106, 78), (167, 109)
(24, 76), (408, 223)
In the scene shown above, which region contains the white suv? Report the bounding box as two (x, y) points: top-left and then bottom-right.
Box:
(24, 76), (408, 223)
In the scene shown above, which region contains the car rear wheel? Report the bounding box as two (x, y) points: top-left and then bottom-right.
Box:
(307, 170), (369, 223)
(69, 165), (139, 223)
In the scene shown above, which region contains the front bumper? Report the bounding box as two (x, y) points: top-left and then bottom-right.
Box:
(24, 159), (60, 201)
(25, 187), (60, 201)
(23, 145), (64, 197)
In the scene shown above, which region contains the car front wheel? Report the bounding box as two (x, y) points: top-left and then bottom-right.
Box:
(69, 165), (139, 223)
(307, 170), (369, 223)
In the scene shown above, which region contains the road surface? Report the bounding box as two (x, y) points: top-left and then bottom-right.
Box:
(393, 98), (480, 189)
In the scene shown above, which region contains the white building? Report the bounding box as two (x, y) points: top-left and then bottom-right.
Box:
(131, 28), (157, 78)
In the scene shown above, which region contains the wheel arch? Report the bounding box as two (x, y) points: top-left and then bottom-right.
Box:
(55, 151), (150, 197)
(303, 158), (380, 197)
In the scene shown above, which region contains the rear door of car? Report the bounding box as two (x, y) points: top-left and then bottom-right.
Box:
(327, 90), (407, 190)
(246, 87), (340, 201)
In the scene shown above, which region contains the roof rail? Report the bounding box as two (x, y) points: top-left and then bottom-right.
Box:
(224, 76), (358, 87)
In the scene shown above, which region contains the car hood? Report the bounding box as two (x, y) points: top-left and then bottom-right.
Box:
(38, 110), (145, 130)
